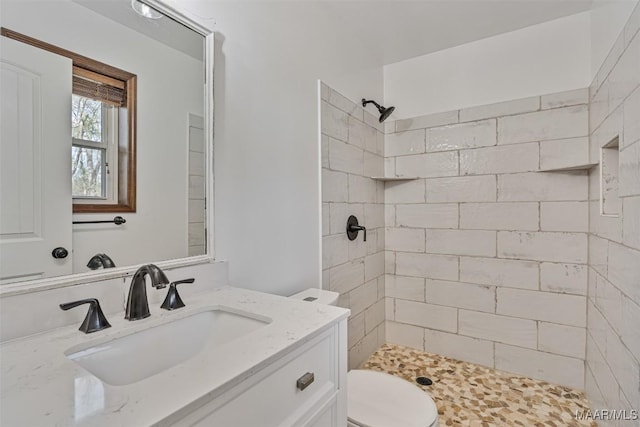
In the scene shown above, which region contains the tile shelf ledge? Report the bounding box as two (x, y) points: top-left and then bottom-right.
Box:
(370, 176), (420, 182)
(538, 163), (598, 172)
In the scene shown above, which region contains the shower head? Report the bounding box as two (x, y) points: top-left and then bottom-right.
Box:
(361, 98), (395, 123)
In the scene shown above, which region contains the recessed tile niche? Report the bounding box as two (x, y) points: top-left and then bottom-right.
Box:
(600, 136), (620, 217)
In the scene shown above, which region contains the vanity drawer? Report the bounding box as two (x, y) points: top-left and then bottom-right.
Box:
(185, 327), (338, 427)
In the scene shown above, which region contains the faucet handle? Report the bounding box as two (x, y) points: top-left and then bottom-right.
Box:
(160, 278), (194, 310)
(59, 298), (111, 334)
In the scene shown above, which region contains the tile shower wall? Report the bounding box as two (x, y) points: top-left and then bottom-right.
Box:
(585, 4), (640, 422)
(384, 90), (591, 389)
(320, 83), (386, 369)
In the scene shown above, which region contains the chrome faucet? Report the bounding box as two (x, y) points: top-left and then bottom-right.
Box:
(125, 264), (169, 320)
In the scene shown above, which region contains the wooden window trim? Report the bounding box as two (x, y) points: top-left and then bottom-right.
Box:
(1, 27), (137, 213)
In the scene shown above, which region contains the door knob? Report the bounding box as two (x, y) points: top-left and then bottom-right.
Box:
(52, 247), (69, 259)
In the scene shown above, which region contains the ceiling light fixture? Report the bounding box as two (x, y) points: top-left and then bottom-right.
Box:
(131, 0), (163, 20)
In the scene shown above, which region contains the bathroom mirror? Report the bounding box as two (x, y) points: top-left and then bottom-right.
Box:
(0, 0), (213, 291)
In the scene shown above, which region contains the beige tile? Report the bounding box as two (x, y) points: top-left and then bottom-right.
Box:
(365, 299), (385, 334)
(605, 327), (640, 409)
(426, 119), (496, 152)
(385, 129), (425, 157)
(395, 151), (459, 178)
(538, 322), (586, 359)
(322, 169), (348, 202)
(619, 141), (640, 197)
(495, 344), (584, 389)
(589, 200), (622, 243)
(460, 142), (539, 175)
(460, 202), (538, 231)
(322, 234), (348, 269)
(586, 332), (620, 408)
(328, 260), (364, 294)
(349, 279), (378, 316)
(385, 275), (425, 302)
(624, 2), (640, 45)
(321, 101), (348, 141)
(320, 81), (330, 101)
(540, 262), (588, 295)
(364, 252), (385, 282)
(540, 201), (588, 232)
(608, 242), (640, 304)
(498, 105), (588, 145)
(540, 88), (588, 110)
(459, 257), (539, 290)
(328, 137), (363, 175)
(321, 134), (329, 168)
(595, 274), (622, 335)
(348, 115), (377, 151)
(348, 175), (377, 203)
(624, 87), (640, 147)
(395, 299), (458, 332)
(425, 279), (495, 313)
(426, 229), (496, 257)
(539, 137), (590, 170)
(348, 311), (365, 348)
(498, 172), (588, 202)
(424, 329), (494, 367)
(385, 227), (425, 253)
(363, 151), (384, 177)
(384, 251), (395, 275)
(385, 179), (426, 204)
(385, 296), (394, 319)
(426, 175), (497, 203)
(459, 310), (537, 348)
(329, 203), (363, 236)
(395, 110), (458, 132)
(497, 288), (586, 327)
(621, 295), (640, 362)
(459, 96), (539, 122)
(623, 196), (640, 250)
(328, 87), (362, 120)
(608, 32), (640, 115)
(395, 252), (458, 281)
(363, 110), (384, 133)
(395, 204), (458, 229)
(385, 321), (424, 350)
(364, 203), (385, 229)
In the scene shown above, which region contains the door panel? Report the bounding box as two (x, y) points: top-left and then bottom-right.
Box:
(0, 37), (72, 283)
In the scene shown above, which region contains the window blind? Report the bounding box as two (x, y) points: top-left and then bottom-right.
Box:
(72, 66), (126, 107)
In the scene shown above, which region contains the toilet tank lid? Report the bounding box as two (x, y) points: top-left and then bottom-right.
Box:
(347, 370), (438, 427)
(289, 288), (339, 305)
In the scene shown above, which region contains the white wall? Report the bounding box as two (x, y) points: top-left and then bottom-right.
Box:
(169, 1), (383, 296)
(591, 0), (639, 76)
(1, 1), (203, 273)
(384, 12), (591, 119)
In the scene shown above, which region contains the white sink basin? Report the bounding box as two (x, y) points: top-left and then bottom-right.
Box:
(65, 308), (271, 386)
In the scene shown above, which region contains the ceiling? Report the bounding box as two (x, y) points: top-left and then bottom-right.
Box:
(73, 0), (595, 66)
(74, 0), (204, 61)
(320, 0), (593, 65)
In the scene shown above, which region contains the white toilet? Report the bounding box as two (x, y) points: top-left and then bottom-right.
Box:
(290, 289), (440, 427)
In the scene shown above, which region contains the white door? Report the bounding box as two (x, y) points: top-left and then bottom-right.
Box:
(0, 37), (72, 283)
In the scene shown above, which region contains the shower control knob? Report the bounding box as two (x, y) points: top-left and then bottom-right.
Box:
(52, 247), (69, 259)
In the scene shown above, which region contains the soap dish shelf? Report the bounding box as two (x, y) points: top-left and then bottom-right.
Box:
(370, 176), (419, 182)
(538, 163), (598, 172)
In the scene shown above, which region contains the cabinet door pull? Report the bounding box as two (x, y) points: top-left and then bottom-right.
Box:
(296, 372), (314, 391)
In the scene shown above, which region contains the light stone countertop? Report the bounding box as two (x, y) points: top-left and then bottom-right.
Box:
(0, 286), (350, 426)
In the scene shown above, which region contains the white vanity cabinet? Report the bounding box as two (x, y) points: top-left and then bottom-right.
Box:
(172, 321), (348, 427)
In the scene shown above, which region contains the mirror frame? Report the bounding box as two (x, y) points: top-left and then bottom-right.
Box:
(0, 0), (215, 297)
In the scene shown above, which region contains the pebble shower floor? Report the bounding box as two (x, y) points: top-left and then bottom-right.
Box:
(360, 344), (596, 427)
